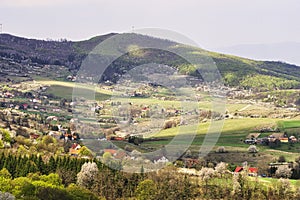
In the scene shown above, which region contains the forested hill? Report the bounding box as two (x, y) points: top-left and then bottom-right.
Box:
(1, 33), (300, 90)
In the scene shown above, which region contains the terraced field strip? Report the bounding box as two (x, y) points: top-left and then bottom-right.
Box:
(153, 118), (277, 137)
(36, 80), (113, 95)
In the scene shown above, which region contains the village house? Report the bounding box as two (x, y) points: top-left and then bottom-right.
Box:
(289, 136), (298, 143)
(114, 151), (129, 160)
(154, 156), (169, 164)
(234, 166), (258, 176)
(103, 149), (118, 156)
(69, 143), (81, 156)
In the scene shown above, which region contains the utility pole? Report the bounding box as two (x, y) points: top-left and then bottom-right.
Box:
(0, 24), (2, 33)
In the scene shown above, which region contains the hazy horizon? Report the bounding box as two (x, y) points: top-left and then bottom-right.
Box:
(1, 0), (299, 48)
(1, 0), (299, 65)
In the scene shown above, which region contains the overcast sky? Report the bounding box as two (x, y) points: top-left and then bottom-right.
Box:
(1, 0), (300, 50)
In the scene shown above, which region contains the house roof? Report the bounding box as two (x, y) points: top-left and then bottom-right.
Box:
(71, 143), (80, 149)
(234, 166), (258, 173)
(249, 167), (258, 173)
(104, 149), (117, 155)
(234, 166), (243, 172)
(280, 138), (289, 143)
(69, 148), (79, 155)
(115, 151), (127, 159)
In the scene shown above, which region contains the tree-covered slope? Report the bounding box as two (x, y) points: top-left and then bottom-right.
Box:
(0, 33), (299, 90)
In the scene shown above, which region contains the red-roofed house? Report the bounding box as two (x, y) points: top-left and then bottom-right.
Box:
(71, 143), (81, 150)
(115, 151), (129, 160)
(234, 166), (243, 173)
(22, 104), (29, 110)
(280, 138), (289, 143)
(104, 149), (117, 156)
(234, 166), (258, 176)
(69, 143), (81, 156)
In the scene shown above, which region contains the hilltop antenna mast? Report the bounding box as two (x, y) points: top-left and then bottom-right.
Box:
(0, 24), (2, 34)
(132, 26), (135, 33)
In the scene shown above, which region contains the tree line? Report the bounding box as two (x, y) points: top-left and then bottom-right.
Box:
(0, 152), (300, 199)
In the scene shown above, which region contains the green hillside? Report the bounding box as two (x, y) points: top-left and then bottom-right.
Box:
(0, 33), (300, 90)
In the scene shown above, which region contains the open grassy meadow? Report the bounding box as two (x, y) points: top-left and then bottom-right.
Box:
(278, 120), (300, 129)
(36, 80), (112, 100)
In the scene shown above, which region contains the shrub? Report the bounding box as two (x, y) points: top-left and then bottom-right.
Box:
(42, 135), (56, 146)
(248, 145), (258, 153)
(136, 179), (156, 200)
(0, 128), (12, 143)
(78, 146), (93, 157)
(0, 168), (12, 179)
(278, 155), (286, 163)
(66, 184), (99, 200)
(216, 146), (226, 153)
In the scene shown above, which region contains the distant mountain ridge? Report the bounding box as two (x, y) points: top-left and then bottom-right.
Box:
(0, 33), (300, 90)
(0, 33), (117, 70)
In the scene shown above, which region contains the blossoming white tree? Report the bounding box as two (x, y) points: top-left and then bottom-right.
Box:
(77, 162), (99, 190)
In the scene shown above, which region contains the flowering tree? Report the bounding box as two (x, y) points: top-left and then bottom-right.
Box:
(275, 165), (292, 178)
(216, 146), (226, 153)
(247, 145), (258, 153)
(0, 192), (15, 200)
(215, 162), (228, 177)
(199, 167), (216, 194)
(276, 178), (292, 198)
(77, 162), (99, 190)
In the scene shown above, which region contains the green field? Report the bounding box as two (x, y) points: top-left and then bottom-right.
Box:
(37, 80), (112, 94)
(139, 118), (300, 156)
(254, 177), (300, 187)
(32, 80), (300, 155)
(39, 80), (112, 101)
(141, 118), (276, 150)
(46, 85), (111, 101)
(153, 118), (277, 138)
(35, 80), (265, 115)
(278, 120), (300, 129)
